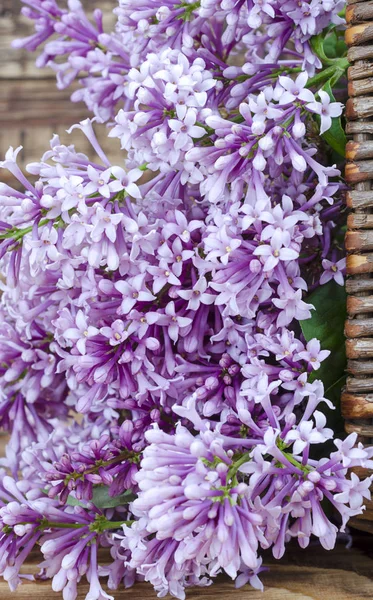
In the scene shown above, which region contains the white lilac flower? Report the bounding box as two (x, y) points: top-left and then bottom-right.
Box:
(63, 310), (99, 355)
(177, 276), (216, 310)
(278, 72), (315, 105)
(306, 90), (344, 134)
(296, 338), (331, 370)
(254, 229), (299, 272)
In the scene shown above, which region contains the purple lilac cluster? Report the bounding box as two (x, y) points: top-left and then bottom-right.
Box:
(0, 1), (367, 599)
(13, 0), (345, 121)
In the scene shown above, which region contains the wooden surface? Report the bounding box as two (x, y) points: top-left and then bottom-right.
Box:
(0, 0), (120, 176)
(0, 541), (371, 599)
(0, 435), (371, 600)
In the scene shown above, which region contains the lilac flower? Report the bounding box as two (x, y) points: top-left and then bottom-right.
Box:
(307, 90), (344, 134)
(320, 258), (346, 286)
(44, 424), (142, 504)
(204, 225), (242, 265)
(57, 175), (88, 214)
(169, 109), (206, 151)
(297, 339), (331, 370)
(278, 72), (315, 105)
(284, 411), (333, 454)
(13, 0), (130, 120)
(84, 166), (119, 199)
(334, 473), (373, 511)
(0, 473), (131, 599)
(132, 425), (263, 581)
(162, 210), (202, 243)
(0, 1), (358, 598)
(254, 229), (299, 272)
(235, 558), (266, 591)
(115, 276), (156, 315)
(100, 320), (129, 346)
(333, 434), (373, 469)
(178, 277), (216, 310)
(110, 167), (142, 199)
(146, 302), (192, 343)
(63, 310), (99, 355)
(274, 288), (314, 327)
(126, 530), (209, 599)
(26, 225), (59, 276)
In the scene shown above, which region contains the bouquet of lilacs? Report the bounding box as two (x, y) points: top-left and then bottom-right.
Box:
(0, 0), (370, 598)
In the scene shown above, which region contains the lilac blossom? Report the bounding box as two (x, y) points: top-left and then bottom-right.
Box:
(320, 258), (346, 286)
(0, 1), (357, 599)
(63, 310), (100, 355)
(307, 90), (344, 134)
(297, 339), (331, 371)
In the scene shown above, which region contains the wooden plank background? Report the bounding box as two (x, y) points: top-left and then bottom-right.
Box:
(0, 431), (371, 599)
(1, 1), (373, 599)
(2, 538), (373, 600)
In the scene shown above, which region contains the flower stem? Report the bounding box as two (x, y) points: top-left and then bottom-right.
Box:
(306, 58), (349, 89)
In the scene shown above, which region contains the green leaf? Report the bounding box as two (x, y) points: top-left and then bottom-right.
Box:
(300, 281), (346, 398)
(310, 31), (348, 65)
(320, 79), (347, 157)
(42, 486), (136, 510)
(66, 495), (87, 507)
(323, 31), (348, 61)
(310, 34), (336, 66)
(323, 31), (338, 58)
(325, 375), (346, 413)
(305, 57), (348, 91)
(92, 486), (136, 509)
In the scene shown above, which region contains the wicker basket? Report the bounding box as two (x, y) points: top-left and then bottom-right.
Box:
(343, 0), (373, 534)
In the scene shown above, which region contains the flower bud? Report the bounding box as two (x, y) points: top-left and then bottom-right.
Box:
(292, 121), (306, 139)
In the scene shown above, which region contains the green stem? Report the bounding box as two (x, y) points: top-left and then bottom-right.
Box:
(85, 450), (136, 473)
(101, 520), (133, 530)
(0, 216), (65, 243)
(195, 121), (214, 135)
(281, 450), (312, 474)
(272, 66), (303, 78)
(306, 57), (349, 89)
(66, 449), (140, 484)
(38, 518), (133, 532)
(176, 0), (201, 21)
(228, 444), (312, 481)
(229, 452), (252, 478)
(43, 521), (84, 529)
(89, 516), (134, 533)
(0, 220), (44, 242)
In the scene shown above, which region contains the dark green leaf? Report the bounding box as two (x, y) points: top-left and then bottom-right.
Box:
(66, 495), (86, 507)
(323, 31), (338, 58)
(323, 31), (347, 60)
(324, 375), (346, 418)
(310, 34), (335, 65)
(310, 31), (347, 64)
(92, 486), (136, 509)
(300, 281), (346, 397)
